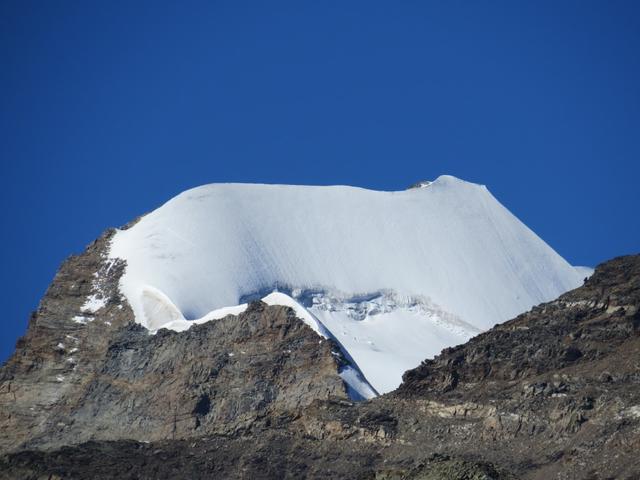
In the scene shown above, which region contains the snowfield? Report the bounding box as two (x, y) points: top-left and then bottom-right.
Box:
(108, 175), (588, 395)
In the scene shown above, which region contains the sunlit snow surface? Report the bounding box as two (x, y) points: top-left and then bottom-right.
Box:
(109, 175), (588, 394)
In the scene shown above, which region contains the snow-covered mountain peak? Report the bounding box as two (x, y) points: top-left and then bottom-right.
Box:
(407, 174), (480, 190)
(108, 177), (588, 394)
(432, 173), (472, 185)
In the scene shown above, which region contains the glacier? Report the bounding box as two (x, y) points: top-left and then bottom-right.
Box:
(108, 175), (588, 395)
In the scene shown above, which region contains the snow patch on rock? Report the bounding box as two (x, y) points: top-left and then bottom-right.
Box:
(81, 294), (107, 314)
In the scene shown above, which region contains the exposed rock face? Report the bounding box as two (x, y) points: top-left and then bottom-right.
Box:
(399, 255), (640, 399)
(383, 254), (640, 478)
(0, 230), (350, 453)
(1, 241), (639, 479)
(0, 230), (131, 453)
(18, 303), (349, 449)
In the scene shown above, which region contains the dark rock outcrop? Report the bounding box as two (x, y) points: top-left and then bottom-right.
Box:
(399, 255), (640, 400)
(0, 230), (131, 453)
(0, 230), (351, 453)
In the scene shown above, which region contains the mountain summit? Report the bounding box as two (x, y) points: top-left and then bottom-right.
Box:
(108, 175), (587, 393)
(4, 176), (633, 480)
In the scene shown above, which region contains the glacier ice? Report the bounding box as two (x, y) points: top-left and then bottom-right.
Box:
(108, 175), (588, 394)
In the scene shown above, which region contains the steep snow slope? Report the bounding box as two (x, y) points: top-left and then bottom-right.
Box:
(108, 175), (587, 393)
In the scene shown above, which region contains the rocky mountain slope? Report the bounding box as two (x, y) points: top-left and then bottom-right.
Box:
(1, 237), (638, 478)
(0, 229), (354, 453)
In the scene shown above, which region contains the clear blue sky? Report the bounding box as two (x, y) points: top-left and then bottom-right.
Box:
(1, 1), (638, 362)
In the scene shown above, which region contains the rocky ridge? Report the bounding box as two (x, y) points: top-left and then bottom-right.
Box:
(0, 230), (352, 453)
